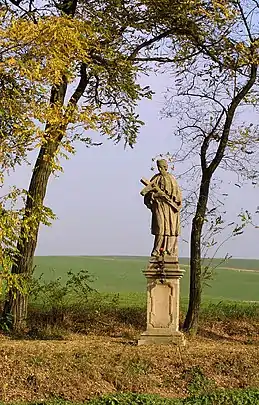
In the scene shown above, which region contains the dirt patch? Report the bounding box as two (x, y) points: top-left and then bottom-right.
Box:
(0, 321), (259, 403)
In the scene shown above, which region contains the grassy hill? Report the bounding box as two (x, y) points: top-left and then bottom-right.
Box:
(33, 256), (259, 302)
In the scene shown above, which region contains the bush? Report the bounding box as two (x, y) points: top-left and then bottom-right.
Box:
(29, 269), (96, 309)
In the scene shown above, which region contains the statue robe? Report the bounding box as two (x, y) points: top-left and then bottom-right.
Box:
(144, 172), (182, 237)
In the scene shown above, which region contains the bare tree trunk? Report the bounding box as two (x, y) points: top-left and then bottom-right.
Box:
(183, 176), (210, 333)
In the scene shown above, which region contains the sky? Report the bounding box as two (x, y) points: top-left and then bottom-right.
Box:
(5, 72), (259, 259)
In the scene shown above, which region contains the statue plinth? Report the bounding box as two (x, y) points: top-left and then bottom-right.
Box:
(138, 255), (185, 346)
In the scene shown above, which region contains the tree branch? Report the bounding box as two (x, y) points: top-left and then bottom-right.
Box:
(134, 57), (175, 63)
(200, 109), (225, 172)
(183, 92), (227, 113)
(208, 63), (257, 175)
(128, 29), (173, 60)
(236, 0), (254, 42)
(68, 63), (89, 106)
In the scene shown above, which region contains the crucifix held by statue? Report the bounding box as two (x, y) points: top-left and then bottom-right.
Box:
(140, 159), (182, 257)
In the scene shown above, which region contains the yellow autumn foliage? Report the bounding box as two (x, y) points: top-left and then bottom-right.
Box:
(0, 5), (140, 291)
(1, 15), (98, 84)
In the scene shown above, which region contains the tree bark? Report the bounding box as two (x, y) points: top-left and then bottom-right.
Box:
(183, 174), (211, 333)
(2, 138), (62, 329)
(3, 290), (29, 331)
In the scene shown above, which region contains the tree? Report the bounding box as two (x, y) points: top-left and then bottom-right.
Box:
(2, 0), (210, 330)
(0, 7), (48, 304)
(1, 0), (246, 330)
(1, 2), (146, 329)
(160, 0), (259, 332)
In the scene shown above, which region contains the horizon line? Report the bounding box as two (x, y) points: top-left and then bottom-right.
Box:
(34, 255), (259, 260)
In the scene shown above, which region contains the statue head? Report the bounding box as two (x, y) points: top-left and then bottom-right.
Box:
(157, 159), (168, 175)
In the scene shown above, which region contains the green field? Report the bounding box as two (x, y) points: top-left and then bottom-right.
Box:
(33, 256), (259, 302)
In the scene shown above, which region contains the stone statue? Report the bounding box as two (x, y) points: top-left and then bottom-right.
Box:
(140, 159), (182, 257)
(138, 159), (185, 346)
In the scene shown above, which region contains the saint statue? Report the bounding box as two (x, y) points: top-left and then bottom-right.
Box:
(140, 159), (182, 257)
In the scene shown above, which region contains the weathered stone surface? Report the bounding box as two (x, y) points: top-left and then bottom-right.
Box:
(140, 159), (182, 257)
(138, 257), (185, 346)
(144, 255), (181, 276)
(139, 161), (185, 346)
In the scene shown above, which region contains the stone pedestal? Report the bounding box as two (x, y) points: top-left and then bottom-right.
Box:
(138, 255), (185, 346)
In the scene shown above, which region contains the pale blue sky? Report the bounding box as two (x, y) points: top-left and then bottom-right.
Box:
(6, 73), (259, 258)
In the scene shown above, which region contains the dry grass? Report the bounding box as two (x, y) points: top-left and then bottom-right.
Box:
(0, 316), (259, 403)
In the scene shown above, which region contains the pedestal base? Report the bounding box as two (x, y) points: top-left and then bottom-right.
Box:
(138, 331), (185, 346)
(138, 255), (185, 347)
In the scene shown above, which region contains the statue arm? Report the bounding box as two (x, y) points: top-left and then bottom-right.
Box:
(144, 193), (153, 210)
